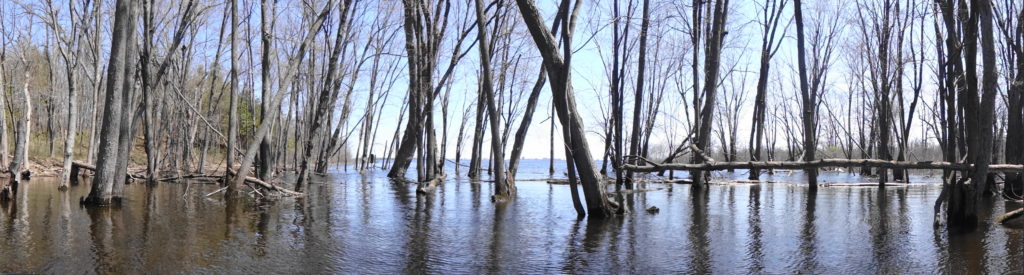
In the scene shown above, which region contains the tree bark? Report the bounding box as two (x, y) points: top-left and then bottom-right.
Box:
(84, 0), (137, 205)
(475, 0), (512, 199)
(692, 0), (729, 187)
(228, 0), (334, 191)
(226, 0), (240, 192)
(514, 0), (614, 218)
(748, 0), (786, 180)
(793, 0), (817, 190)
(626, 0), (650, 186)
(296, 0), (354, 190)
(257, 0), (276, 181)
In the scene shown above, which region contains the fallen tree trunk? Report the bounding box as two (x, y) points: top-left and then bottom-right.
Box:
(996, 208), (1023, 228)
(157, 171), (302, 196)
(71, 161), (144, 180)
(70, 162), (305, 197)
(623, 159), (1024, 172)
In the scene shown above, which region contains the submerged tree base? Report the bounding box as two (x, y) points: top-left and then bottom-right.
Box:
(79, 195), (123, 206)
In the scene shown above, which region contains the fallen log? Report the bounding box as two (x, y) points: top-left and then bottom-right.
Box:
(996, 208), (1024, 228)
(637, 178), (694, 184)
(71, 161), (145, 181)
(822, 182), (912, 187)
(711, 179), (784, 184)
(548, 178), (614, 185)
(245, 176), (302, 196)
(623, 159), (1024, 172)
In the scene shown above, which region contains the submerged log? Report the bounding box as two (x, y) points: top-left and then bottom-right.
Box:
(995, 208), (1024, 228)
(624, 159), (1024, 172)
(72, 161), (301, 196)
(415, 174), (447, 194)
(245, 176), (302, 196)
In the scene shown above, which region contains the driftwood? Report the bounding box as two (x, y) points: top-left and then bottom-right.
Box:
(613, 188), (665, 194)
(822, 182), (919, 187)
(637, 178), (694, 184)
(169, 174), (302, 196)
(711, 179), (784, 184)
(72, 161), (301, 196)
(245, 176), (302, 196)
(71, 161), (144, 180)
(995, 208), (1024, 228)
(546, 178), (693, 185)
(548, 178), (614, 185)
(623, 159), (1024, 172)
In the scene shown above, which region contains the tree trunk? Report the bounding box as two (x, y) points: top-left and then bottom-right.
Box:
(84, 0), (137, 205)
(296, 0), (353, 191)
(515, 0), (614, 218)
(7, 75), (30, 191)
(59, 51), (79, 190)
(228, 0), (334, 191)
(793, 0), (817, 190)
(226, 0), (240, 193)
(475, 0), (512, 198)
(627, 0), (650, 186)
(693, 0), (729, 187)
(257, 0), (276, 181)
(0, 55), (8, 171)
(507, 69), (545, 177)
(467, 85), (486, 178)
(748, 0), (786, 180)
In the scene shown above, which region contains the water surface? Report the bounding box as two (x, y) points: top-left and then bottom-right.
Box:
(0, 161), (1021, 273)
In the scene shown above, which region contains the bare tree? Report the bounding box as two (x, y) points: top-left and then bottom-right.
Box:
(474, 0), (512, 199)
(691, 0), (730, 186)
(83, 0), (137, 205)
(40, 0), (87, 189)
(748, 0), (788, 180)
(515, 0), (615, 217)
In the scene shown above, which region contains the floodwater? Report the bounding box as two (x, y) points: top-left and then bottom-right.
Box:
(0, 160), (1021, 274)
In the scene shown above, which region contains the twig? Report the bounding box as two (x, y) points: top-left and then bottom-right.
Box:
(205, 186), (228, 197)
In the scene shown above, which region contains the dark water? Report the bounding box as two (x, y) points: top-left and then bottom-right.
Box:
(0, 160), (1021, 274)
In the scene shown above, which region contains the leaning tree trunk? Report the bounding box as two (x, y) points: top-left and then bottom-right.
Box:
(693, 0), (729, 187)
(228, 0), (334, 191)
(467, 86), (486, 179)
(7, 55), (33, 192)
(515, 0), (614, 218)
(748, 0), (786, 181)
(474, 0), (512, 198)
(626, 0), (650, 186)
(296, 0), (352, 191)
(507, 69), (546, 177)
